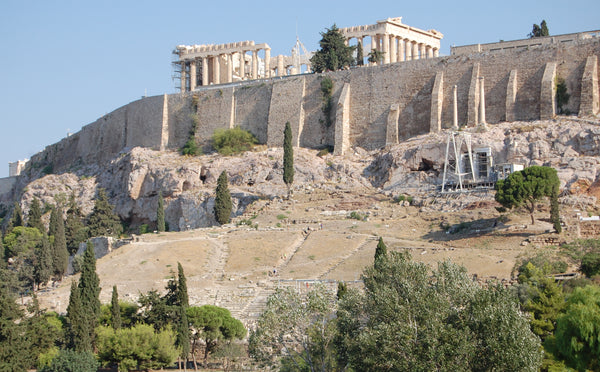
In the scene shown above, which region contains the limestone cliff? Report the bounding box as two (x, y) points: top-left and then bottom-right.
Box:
(13, 117), (600, 232)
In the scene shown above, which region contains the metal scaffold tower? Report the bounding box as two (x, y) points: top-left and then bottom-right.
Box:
(291, 36), (311, 74)
(441, 132), (476, 192)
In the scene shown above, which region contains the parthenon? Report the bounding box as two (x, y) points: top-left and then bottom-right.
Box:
(173, 17), (443, 92)
(339, 17), (442, 64)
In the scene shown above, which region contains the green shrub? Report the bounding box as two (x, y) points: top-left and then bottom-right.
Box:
(349, 211), (365, 221)
(39, 349), (99, 372)
(42, 164), (54, 175)
(181, 138), (201, 156)
(320, 77), (334, 127)
(212, 127), (258, 155)
(580, 252), (600, 277)
(139, 224), (150, 234)
(276, 214), (288, 220)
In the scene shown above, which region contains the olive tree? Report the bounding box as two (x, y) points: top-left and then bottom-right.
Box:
(249, 284), (339, 371)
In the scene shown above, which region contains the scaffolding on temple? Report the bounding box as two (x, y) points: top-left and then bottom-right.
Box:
(291, 37), (312, 74)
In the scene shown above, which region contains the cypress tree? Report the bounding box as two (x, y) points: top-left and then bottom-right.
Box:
(7, 202), (23, 233)
(111, 285), (121, 330)
(87, 188), (123, 238)
(66, 280), (91, 352)
(79, 242), (100, 320)
(0, 286), (29, 370)
(551, 185), (561, 234)
(50, 205), (68, 280)
(65, 194), (86, 255)
(356, 41), (364, 66)
(214, 171), (232, 225)
(176, 304), (191, 368)
(33, 234), (52, 290)
(374, 237), (388, 271)
(177, 262), (189, 308)
(337, 281), (348, 300)
(157, 191), (166, 232)
(27, 198), (44, 233)
(283, 122), (294, 193)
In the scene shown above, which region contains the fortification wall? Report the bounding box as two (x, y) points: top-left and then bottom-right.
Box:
(0, 177), (16, 199)
(26, 38), (600, 176)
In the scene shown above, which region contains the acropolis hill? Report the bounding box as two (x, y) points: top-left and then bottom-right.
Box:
(13, 19), (597, 180)
(8, 19), (600, 321)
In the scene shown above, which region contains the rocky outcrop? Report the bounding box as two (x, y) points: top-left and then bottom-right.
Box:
(13, 118), (600, 231)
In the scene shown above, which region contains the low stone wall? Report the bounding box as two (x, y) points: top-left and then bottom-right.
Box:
(579, 220), (600, 238)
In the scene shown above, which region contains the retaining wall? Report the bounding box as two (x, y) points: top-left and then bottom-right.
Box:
(26, 38), (600, 174)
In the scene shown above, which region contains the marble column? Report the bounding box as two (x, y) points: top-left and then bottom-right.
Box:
(190, 60), (197, 90)
(405, 40), (412, 60)
(398, 38), (405, 61)
(264, 48), (271, 78)
(252, 50), (258, 79)
(277, 55), (284, 76)
(390, 35), (397, 63)
(427, 46), (433, 59)
(213, 55), (220, 84)
(382, 33), (390, 64)
(239, 51), (246, 80)
(413, 42), (419, 60)
(419, 43), (426, 60)
(202, 57), (209, 86)
(479, 77), (486, 124)
(434, 48), (439, 57)
(180, 62), (187, 91)
(226, 54), (233, 83)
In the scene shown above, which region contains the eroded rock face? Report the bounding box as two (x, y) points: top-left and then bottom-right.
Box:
(15, 118), (600, 230)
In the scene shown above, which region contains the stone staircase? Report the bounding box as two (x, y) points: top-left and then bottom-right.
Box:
(318, 235), (378, 279)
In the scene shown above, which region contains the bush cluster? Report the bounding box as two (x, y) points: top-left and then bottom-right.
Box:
(212, 127), (258, 155)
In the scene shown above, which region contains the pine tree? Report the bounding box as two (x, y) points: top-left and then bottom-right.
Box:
(214, 171), (232, 225)
(49, 205), (68, 280)
(356, 41), (364, 66)
(33, 234), (52, 290)
(66, 280), (91, 352)
(283, 122), (294, 194)
(65, 193), (86, 255)
(79, 242), (101, 323)
(157, 191), (166, 232)
(27, 197), (44, 232)
(310, 24), (356, 73)
(87, 188), (123, 238)
(111, 285), (121, 330)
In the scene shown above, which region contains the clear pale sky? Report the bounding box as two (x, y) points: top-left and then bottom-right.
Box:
(1, 0), (598, 178)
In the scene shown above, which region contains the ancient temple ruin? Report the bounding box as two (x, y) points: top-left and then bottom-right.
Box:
(173, 17), (443, 92)
(339, 17), (442, 64)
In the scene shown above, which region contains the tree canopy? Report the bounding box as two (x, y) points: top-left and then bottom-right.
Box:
(87, 188), (123, 238)
(310, 24), (356, 73)
(553, 285), (600, 371)
(495, 165), (559, 225)
(529, 20), (549, 38)
(249, 284), (338, 371)
(187, 305), (246, 367)
(337, 251), (543, 371)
